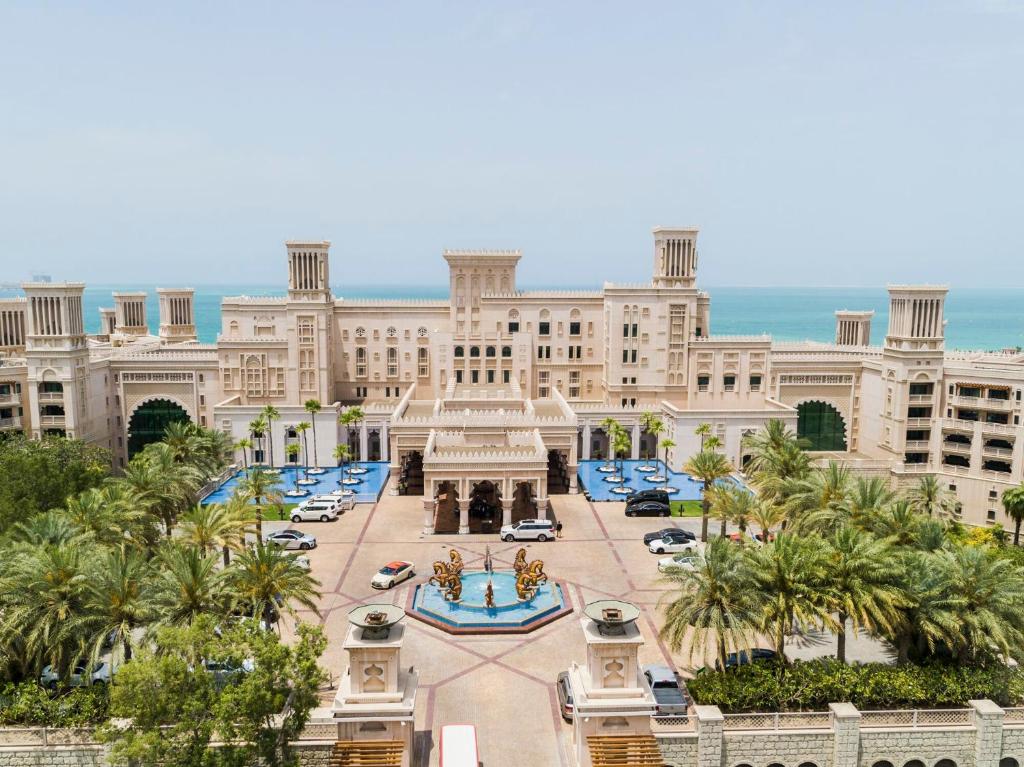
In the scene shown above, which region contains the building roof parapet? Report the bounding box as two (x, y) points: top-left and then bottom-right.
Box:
(221, 296), (288, 305)
(442, 249), (522, 257)
(691, 334), (772, 344)
(0, 297), (27, 305)
(336, 298), (450, 307)
(480, 289), (602, 300)
(392, 409), (573, 427)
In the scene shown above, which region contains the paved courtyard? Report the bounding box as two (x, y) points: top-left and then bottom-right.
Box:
(273, 487), (890, 766)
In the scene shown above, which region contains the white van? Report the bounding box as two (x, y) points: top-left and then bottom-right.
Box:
(439, 724), (478, 767)
(500, 518), (555, 542)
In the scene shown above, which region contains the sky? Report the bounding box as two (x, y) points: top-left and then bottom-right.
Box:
(1, 1), (1022, 288)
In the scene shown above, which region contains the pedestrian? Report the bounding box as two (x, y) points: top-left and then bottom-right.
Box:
(556, 520), (563, 539)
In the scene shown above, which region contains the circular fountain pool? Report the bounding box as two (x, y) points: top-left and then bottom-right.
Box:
(408, 570), (571, 634)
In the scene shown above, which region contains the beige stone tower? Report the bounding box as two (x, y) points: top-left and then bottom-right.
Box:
(97, 307), (116, 337)
(22, 282), (90, 439)
(652, 226), (699, 288)
(113, 291), (148, 336)
(835, 310), (873, 346)
(157, 288), (197, 343)
(879, 285), (948, 462)
(285, 241), (334, 403)
(286, 240), (331, 301)
(443, 249), (521, 337)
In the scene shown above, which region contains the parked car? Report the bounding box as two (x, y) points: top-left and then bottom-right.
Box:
(263, 529), (317, 550)
(556, 671), (575, 722)
(648, 536), (698, 555)
(203, 658), (255, 686)
(371, 561), (416, 589)
(40, 662), (111, 689)
(643, 664), (687, 717)
(643, 527), (696, 545)
(291, 499), (340, 522)
(658, 553), (697, 573)
(625, 501), (671, 518)
(500, 519), (555, 542)
(705, 648), (780, 673)
(626, 489), (671, 507)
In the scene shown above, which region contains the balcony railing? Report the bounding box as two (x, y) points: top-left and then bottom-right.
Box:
(904, 441), (930, 451)
(0, 393), (19, 407)
(983, 445), (1014, 458)
(908, 394), (933, 404)
(942, 418), (976, 433)
(906, 417), (933, 428)
(898, 463), (931, 473)
(981, 421), (1017, 436)
(39, 415), (65, 426)
(942, 441), (972, 454)
(0, 416), (22, 429)
(37, 390), (64, 403)
(952, 394), (1013, 411)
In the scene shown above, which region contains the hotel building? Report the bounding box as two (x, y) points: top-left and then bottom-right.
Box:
(1, 229), (1021, 531)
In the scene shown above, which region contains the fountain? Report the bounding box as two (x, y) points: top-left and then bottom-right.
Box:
(408, 547), (572, 634)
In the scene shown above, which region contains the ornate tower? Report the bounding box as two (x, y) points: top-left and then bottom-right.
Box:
(835, 310), (873, 346)
(286, 241), (331, 302)
(652, 226), (699, 288)
(285, 241), (334, 402)
(113, 291), (148, 336)
(157, 288), (197, 343)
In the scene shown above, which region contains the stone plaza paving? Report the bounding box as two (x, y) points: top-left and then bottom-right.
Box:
(274, 491), (700, 767)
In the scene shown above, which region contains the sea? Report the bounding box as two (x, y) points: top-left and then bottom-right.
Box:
(1, 284), (1022, 351)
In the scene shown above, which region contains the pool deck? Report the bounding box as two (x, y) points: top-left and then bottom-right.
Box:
(201, 461), (389, 505)
(578, 458), (745, 501)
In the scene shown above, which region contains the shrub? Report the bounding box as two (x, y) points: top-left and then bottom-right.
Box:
(687, 659), (1021, 712)
(0, 682), (109, 727)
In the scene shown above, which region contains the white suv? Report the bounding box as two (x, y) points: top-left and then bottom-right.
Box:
(500, 519), (555, 542)
(291, 499), (340, 522)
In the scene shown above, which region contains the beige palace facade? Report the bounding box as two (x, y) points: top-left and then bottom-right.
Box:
(0, 228), (1022, 530)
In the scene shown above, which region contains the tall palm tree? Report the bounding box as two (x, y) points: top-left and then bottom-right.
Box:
(9, 510), (86, 549)
(229, 543), (321, 631)
(63, 485), (151, 548)
(238, 469), (283, 540)
(304, 399), (323, 469)
(741, 419), (809, 476)
(339, 406), (365, 461)
(827, 526), (907, 663)
(659, 438), (676, 486)
(746, 533), (836, 666)
(786, 462), (853, 535)
(248, 417), (267, 466)
(640, 411), (663, 463)
(333, 443), (352, 480)
(261, 405), (280, 468)
(611, 427), (631, 478)
(749, 500), (787, 541)
(844, 476), (897, 531)
(85, 547), (153, 664)
(1001, 484), (1024, 546)
(285, 444), (302, 492)
(149, 545), (230, 628)
(906, 475), (956, 519)
(599, 417), (621, 466)
(178, 503), (250, 566)
(683, 450), (734, 542)
(890, 550), (962, 664)
(865, 500), (922, 546)
(295, 421), (312, 481)
(121, 443), (203, 537)
(711, 484), (757, 537)
(659, 536), (761, 670)
(695, 422), (712, 451)
(943, 545), (1024, 664)
(235, 437), (252, 475)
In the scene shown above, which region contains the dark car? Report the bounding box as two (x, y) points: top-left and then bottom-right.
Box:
(714, 648), (778, 671)
(626, 489), (671, 507)
(643, 527), (696, 545)
(625, 501), (671, 518)
(556, 671), (575, 722)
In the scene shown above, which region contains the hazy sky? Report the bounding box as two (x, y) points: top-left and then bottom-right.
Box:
(1, 2), (1022, 288)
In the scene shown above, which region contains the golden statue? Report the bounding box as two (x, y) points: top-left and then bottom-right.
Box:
(448, 549), (464, 576)
(430, 551), (463, 602)
(515, 571), (541, 601)
(526, 559), (547, 584)
(513, 548), (528, 574)
(484, 580), (495, 608)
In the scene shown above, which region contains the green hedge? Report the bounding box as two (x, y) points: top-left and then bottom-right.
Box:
(687, 659), (1024, 712)
(0, 683), (109, 727)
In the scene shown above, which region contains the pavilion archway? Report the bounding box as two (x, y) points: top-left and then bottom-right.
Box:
(796, 400), (848, 452)
(127, 398), (191, 458)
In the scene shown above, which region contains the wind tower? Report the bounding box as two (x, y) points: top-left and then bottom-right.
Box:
(113, 292), (149, 336)
(157, 288), (197, 344)
(284, 241), (334, 403)
(835, 310), (873, 346)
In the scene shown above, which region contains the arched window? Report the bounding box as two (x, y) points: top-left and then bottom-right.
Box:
(1000, 759), (1020, 767)
(501, 346), (512, 358)
(934, 761), (957, 767)
(797, 763), (819, 767)
(871, 762), (895, 767)
(454, 346), (464, 358)
(486, 346), (496, 358)
(796, 400), (847, 451)
(470, 346), (480, 358)
(903, 761), (926, 767)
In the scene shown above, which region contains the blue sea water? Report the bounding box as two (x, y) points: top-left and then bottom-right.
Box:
(2, 284), (1021, 351)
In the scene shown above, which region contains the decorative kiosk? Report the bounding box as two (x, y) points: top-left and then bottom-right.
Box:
(567, 600), (660, 767)
(331, 604), (418, 767)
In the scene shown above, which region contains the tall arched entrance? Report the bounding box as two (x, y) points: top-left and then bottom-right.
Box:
(127, 399), (191, 457)
(796, 401), (847, 451)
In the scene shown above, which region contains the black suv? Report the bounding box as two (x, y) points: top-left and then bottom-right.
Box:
(625, 489), (671, 507)
(643, 527), (696, 545)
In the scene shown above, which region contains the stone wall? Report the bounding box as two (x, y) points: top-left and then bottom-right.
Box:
(722, 732), (835, 767)
(0, 740), (334, 767)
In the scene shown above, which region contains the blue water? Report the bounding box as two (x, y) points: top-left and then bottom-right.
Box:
(1, 284), (1019, 350)
(201, 462), (388, 506)
(578, 459), (745, 502)
(412, 570), (566, 628)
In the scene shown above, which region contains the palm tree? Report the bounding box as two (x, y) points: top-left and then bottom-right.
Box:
(704, 435), (722, 451)
(149, 545), (230, 627)
(1002, 484), (1024, 546)
(295, 421), (312, 481)
(827, 526), (907, 663)
(844, 476), (897, 531)
(659, 438), (676, 486)
(235, 438), (252, 475)
(599, 417), (621, 466)
(229, 543), (321, 631)
(304, 399), (322, 469)
(178, 503), (250, 566)
(865, 500), (922, 546)
(746, 533), (836, 666)
(248, 417), (267, 466)
(906, 475), (956, 519)
(9, 510), (86, 548)
(339, 406), (365, 461)
(121, 443), (203, 537)
(611, 427), (631, 478)
(749, 500), (787, 542)
(63, 485), (151, 548)
(285, 444), (302, 492)
(659, 536), (761, 670)
(334, 443), (351, 481)
(741, 419), (809, 476)
(84, 547), (153, 664)
(890, 551), (962, 664)
(711, 484), (757, 537)
(238, 469), (283, 540)
(695, 422), (712, 451)
(261, 405), (280, 468)
(683, 450), (734, 542)
(640, 412), (663, 463)
(785, 462), (852, 535)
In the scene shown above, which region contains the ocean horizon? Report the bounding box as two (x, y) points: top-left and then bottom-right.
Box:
(2, 284), (1021, 351)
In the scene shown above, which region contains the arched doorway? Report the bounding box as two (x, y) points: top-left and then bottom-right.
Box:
(469, 480), (501, 533)
(512, 481), (536, 523)
(590, 428), (609, 461)
(367, 429), (382, 461)
(796, 400), (847, 451)
(128, 399), (190, 457)
(433, 481), (460, 534)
